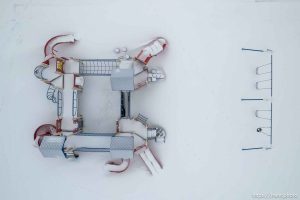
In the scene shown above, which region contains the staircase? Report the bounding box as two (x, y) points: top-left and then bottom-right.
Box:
(136, 113), (148, 125)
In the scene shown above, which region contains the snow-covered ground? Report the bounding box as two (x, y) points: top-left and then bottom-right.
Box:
(1, 0), (300, 199)
(79, 77), (120, 133)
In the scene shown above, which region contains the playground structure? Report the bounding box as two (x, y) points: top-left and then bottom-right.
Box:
(33, 34), (167, 175)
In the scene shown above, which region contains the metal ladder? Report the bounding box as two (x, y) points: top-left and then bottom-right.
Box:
(57, 90), (63, 117)
(72, 91), (78, 117)
(136, 113), (148, 125)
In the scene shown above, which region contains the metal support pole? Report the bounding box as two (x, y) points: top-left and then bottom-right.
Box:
(242, 147), (264, 151)
(241, 48), (264, 52)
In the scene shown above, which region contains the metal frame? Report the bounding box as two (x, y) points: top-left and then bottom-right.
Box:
(79, 59), (119, 76)
(241, 48), (273, 151)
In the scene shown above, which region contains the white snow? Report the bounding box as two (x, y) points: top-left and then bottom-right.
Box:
(1, 0), (300, 199)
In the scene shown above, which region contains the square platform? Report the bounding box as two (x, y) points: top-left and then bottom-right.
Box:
(78, 76), (120, 133)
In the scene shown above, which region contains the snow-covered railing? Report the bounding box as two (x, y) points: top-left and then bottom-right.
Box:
(57, 90), (63, 117)
(72, 91), (78, 117)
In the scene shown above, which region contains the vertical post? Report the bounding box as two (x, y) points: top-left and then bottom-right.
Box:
(121, 91), (131, 118)
(271, 54), (273, 97)
(270, 102), (273, 145)
(270, 54), (273, 146)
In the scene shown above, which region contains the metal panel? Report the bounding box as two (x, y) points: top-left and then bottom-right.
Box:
(110, 68), (134, 91)
(110, 136), (134, 159)
(39, 136), (66, 158)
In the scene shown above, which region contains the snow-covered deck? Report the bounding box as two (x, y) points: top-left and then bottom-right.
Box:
(118, 118), (147, 139)
(60, 74), (78, 131)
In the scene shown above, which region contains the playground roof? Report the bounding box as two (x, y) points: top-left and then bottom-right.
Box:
(110, 68), (134, 91)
